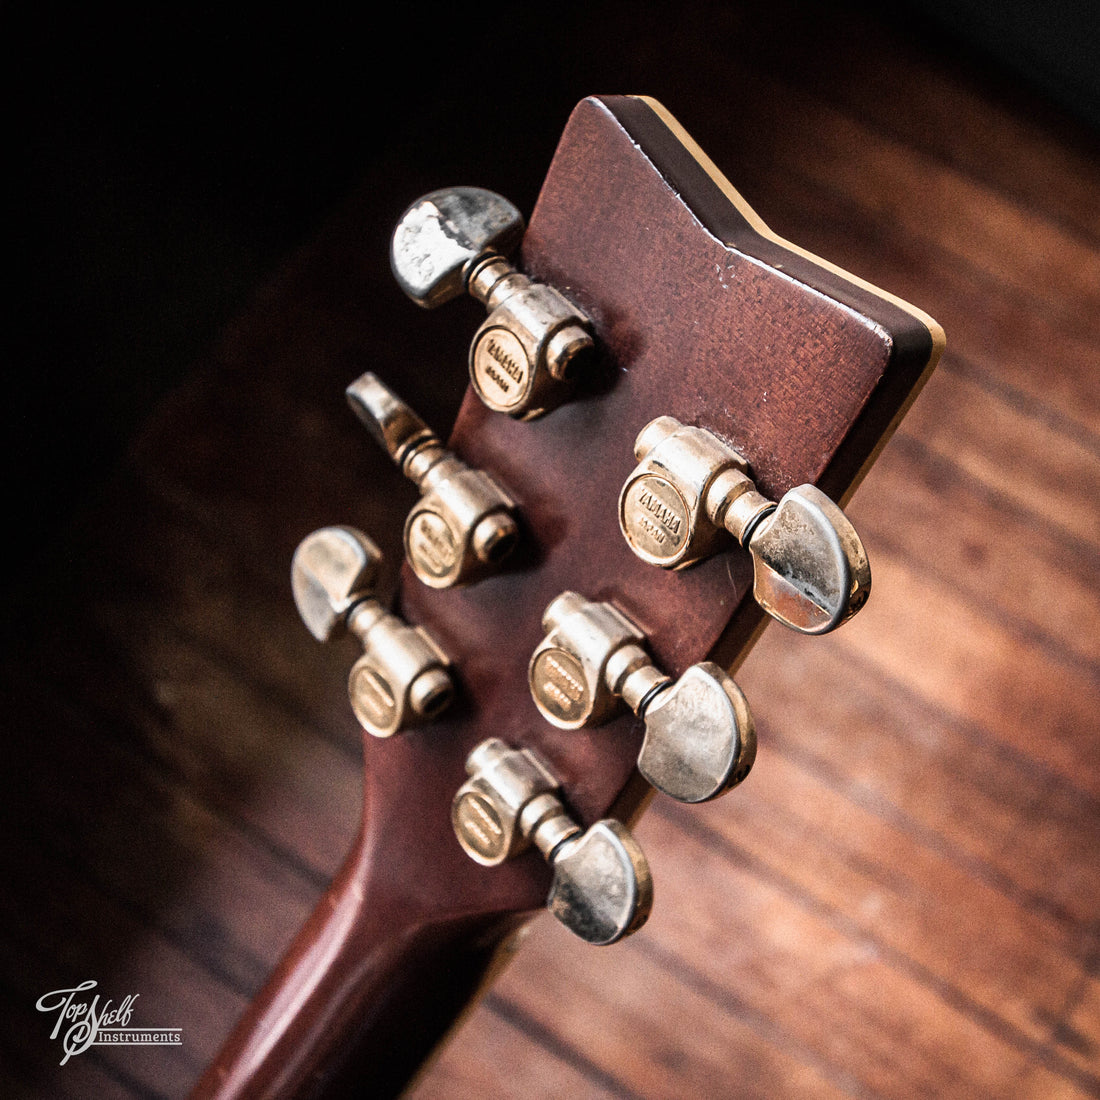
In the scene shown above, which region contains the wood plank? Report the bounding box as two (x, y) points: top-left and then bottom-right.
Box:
(406, 990), (642, 1100)
(5, 673), (323, 995)
(1065, 972), (1100, 1080)
(828, 542), (1100, 799)
(747, 634), (1100, 936)
(9, 578), (361, 882)
(0, 838), (241, 1099)
(479, 807), (1099, 1099)
(447, 919), (858, 1100)
(689, 742), (1082, 1049)
(898, 369), (1100, 550)
(854, 436), (1100, 677)
(742, 3), (1100, 246)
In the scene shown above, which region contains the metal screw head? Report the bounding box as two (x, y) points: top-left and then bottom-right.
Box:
(391, 187), (525, 309)
(291, 526), (383, 643)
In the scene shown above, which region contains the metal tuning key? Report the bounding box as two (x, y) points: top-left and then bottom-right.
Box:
(452, 738), (652, 945)
(346, 372), (519, 588)
(619, 416), (871, 635)
(528, 592), (756, 803)
(390, 186), (594, 420)
(291, 525), (454, 737)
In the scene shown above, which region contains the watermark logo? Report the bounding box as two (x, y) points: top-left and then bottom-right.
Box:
(36, 981), (182, 1065)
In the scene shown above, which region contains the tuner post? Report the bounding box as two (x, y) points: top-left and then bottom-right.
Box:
(452, 738), (652, 945)
(346, 372), (519, 588)
(619, 416), (871, 634)
(291, 525), (454, 737)
(390, 186), (594, 420)
(528, 592), (756, 802)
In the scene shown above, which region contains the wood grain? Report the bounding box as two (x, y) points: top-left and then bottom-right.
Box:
(4, 2), (1100, 1097)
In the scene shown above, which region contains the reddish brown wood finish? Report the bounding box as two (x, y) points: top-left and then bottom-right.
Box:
(191, 95), (939, 1098)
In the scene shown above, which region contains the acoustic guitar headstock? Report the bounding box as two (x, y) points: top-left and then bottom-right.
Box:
(194, 93), (942, 1099)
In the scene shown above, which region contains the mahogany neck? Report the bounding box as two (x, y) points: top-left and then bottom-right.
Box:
(190, 815), (526, 1099)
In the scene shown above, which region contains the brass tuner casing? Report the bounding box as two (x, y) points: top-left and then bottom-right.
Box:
(347, 372), (519, 588)
(528, 591), (654, 730)
(390, 187), (594, 420)
(619, 416), (870, 634)
(452, 738), (652, 945)
(528, 591), (755, 803)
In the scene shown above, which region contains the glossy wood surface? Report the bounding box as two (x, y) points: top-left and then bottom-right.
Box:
(5, 3), (1100, 1097)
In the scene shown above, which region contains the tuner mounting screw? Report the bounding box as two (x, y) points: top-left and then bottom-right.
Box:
(618, 416), (871, 634)
(528, 592), (756, 803)
(390, 186), (594, 420)
(291, 526), (454, 737)
(452, 738), (653, 945)
(346, 372), (519, 589)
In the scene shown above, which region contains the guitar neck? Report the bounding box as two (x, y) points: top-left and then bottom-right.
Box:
(190, 816), (525, 1099)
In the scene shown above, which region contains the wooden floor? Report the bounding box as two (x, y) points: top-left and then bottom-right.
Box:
(5, 3), (1100, 1097)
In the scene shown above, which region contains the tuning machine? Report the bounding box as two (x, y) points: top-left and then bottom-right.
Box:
(528, 592), (755, 803)
(346, 372), (519, 588)
(452, 738), (652, 945)
(619, 416), (871, 634)
(390, 186), (594, 420)
(291, 525), (454, 737)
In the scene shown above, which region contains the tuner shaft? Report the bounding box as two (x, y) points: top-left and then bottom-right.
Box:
(346, 372), (519, 587)
(390, 186), (594, 419)
(452, 739), (652, 945)
(619, 416), (870, 634)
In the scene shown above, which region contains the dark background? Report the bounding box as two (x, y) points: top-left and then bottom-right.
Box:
(6, 0), (1100, 582)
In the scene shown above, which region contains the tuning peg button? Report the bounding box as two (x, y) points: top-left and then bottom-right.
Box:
(452, 739), (652, 945)
(619, 416), (870, 634)
(390, 186), (594, 420)
(346, 372), (519, 588)
(528, 592), (755, 803)
(291, 526), (454, 737)
(637, 663), (755, 803)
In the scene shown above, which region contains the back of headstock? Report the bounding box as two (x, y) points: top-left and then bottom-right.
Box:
(193, 94), (942, 1099)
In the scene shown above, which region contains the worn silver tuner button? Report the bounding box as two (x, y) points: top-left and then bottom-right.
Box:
(619, 416), (871, 634)
(346, 372), (519, 588)
(528, 592), (755, 803)
(390, 186), (594, 420)
(291, 525), (454, 737)
(452, 738), (652, 945)
(636, 662), (756, 803)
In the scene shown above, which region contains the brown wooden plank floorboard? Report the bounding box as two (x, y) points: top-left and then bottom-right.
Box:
(757, 645), (1100, 935)
(859, 439), (1100, 681)
(407, 992), (643, 1100)
(6, 2), (1100, 1097)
